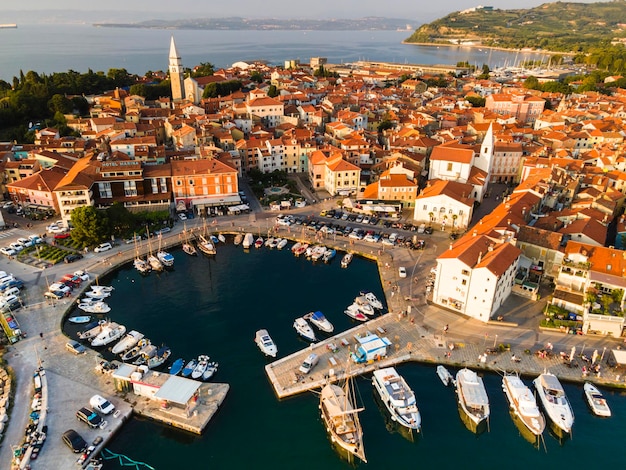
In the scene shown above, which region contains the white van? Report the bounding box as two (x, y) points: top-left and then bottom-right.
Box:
(2, 287), (20, 298)
(298, 353), (319, 374)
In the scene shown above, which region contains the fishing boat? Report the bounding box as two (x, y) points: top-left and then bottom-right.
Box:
(277, 238), (288, 250)
(344, 304), (368, 322)
(242, 233), (254, 249)
(294, 243), (309, 257)
(456, 368), (490, 433)
(533, 372), (574, 436)
(254, 237), (264, 248)
(202, 361), (218, 381)
(170, 358), (185, 376)
(191, 355), (211, 380)
(360, 291), (383, 310)
(133, 344), (158, 366)
(341, 252), (353, 268)
(146, 345), (171, 369)
(353, 296), (375, 316)
(234, 234), (243, 246)
(77, 301), (111, 314)
(323, 248), (336, 263)
(91, 322), (126, 347)
(68, 315), (91, 324)
(436, 365), (454, 387)
(304, 311), (334, 333)
(111, 330), (144, 355)
(319, 372), (367, 463)
(502, 372), (545, 436)
(372, 367), (421, 431)
(78, 319), (109, 341)
(157, 250), (174, 267)
(121, 338), (151, 362)
(181, 358), (197, 378)
(583, 382), (611, 417)
(293, 317), (316, 342)
(255, 329), (278, 357)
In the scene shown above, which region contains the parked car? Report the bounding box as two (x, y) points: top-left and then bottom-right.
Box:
(89, 394), (115, 415)
(49, 282), (71, 295)
(2, 201), (13, 209)
(177, 212), (187, 221)
(153, 227), (171, 236)
(44, 290), (64, 300)
(62, 429), (87, 453)
(76, 407), (103, 429)
(64, 253), (83, 264)
(65, 340), (86, 355)
(424, 226), (434, 235)
(8, 243), (24, 252)
(398, 266), (407, 278)
(0, 247), (16, 257)
(94, 242), (113, 253)
(54, 232), (71, 239)
(28, 235), (43, 244)
(124, 234), (142, 244)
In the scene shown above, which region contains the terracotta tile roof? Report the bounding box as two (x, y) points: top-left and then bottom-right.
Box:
(429, 141), (475, 164)
(417, 179), (474, 205)
(517, 225), (563, 250)
(438, 233), (521, 276)
(565, 241), (626, 278)
(559, 218), (607, 245)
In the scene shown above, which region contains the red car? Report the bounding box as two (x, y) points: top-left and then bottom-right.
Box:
(54, 232), (71, 239)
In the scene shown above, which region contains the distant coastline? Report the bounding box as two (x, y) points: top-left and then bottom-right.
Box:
(401, 40), (575, 57)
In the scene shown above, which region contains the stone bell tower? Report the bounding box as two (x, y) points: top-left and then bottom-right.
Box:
(168, 36), (185, 102)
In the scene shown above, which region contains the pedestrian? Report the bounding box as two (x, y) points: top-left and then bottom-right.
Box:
(39, 332), (43, 338)
(444, 324), (449, 333)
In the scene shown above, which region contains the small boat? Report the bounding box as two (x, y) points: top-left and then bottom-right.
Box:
(242, 233), (255, 249)
(234, 234), (243, 246)
(192, 355), (210, 380)
(319, 375), (366, 463)
(533, 372), (574, 436)
(112, 330), (144, 356)
(291, 242), (302, 253)
(323, 248), (336, 263)
(91, 322), (126, 347)
(264, 237), (274, 247)
(502, 372), (545, 436)
(90, 285), (114, 293)
(255, 329), (278, 357)
(134, 258), (151, 273)
(202, 361), (218, 381)
(84, 290), (111, 300)
(148, 254), (164, 271)
(277, 238), (288, 250)
(456, 368), (490, 433)
(78, 301), (111, 314)
(583, 382), (611, 417)
(437, 365), (455, 387)
(147, 345), (171, 369)
(353, 296), (375, 316)
(182, 243), (197, 256)
(304, 311), (334, 333)
(372, 367), (421, 431)
(170, 358), (185, 376)
(182, 358), (197, 378)
(197, 235), (216, 255)
(210, 235), (219, 244)
(360, 291), (383, 310)
(133, 344), (158, 365)
(218, 234), (226, 243)
(78, 319), (110, 340)
(293, 317), (316, 342)
(121, 338), (151, 362)
(294, 243), (308, 257)
(254, 237), (264, 248)
(341, 252), (353, 268)
(310, 245), (326, 261)
(269, 238), (279, 249)
(68, 315), (92, 324)
(157, 250), (174, 267)
(344, 304), (368, 322)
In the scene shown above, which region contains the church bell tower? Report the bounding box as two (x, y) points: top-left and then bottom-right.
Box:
(169, 36), (185, 102)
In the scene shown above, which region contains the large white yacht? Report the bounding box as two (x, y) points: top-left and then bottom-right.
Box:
(372, 367), (421, 431)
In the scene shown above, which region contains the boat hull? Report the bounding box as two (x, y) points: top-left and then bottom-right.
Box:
(584, 382), (611, 417)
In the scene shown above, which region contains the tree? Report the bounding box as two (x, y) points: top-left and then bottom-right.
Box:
(70, 206), (110, 247)
(466, 96), (485, 107)
(191, 62), (215, 78)
(523, 76), (540, 90)
(267, 85), (279, 98)
(250, 71), (264, 83)
(106, 202), (135, 237)
(48, 94), (73, 115)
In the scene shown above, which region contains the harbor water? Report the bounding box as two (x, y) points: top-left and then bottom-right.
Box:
(65, 243), (626, 469)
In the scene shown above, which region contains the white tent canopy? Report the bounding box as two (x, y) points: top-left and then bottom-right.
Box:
(153, 375), (201, 405)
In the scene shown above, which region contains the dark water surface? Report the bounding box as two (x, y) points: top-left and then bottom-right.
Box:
(65, 243), (626, 469)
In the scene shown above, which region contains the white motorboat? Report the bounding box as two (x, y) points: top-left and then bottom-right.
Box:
(293, 317), (316, 342)
(533, 372), (574, 436)
(133, 344), (158, 366)
(121, 338), (151, 362)
(319, 375), (366, 463)
(77, 301), (111, 314)
(269, 238), (280, 249)
(218, 234), (226, 243)
(146, 345), (171, 369)
(265, 237), (275, 247)
(436, 365), (454, 387)
(502, 373), (545, 436)
(372, 367), (421, 431)
(157, 250), (174, 267)
(255, 329), (278, 357)
(254, 237), (264, 248)
(78, 319), (110, 341)
(202, 361), (218, 381)
(293, 243), (308, 257)
(233, 234), (243, 246)
(304, 311), (334, 333)
(277, 238), (288, 250)
(84, 290), (111, 300)
(90, 285), (114, 293)
(191, 355), (210, 380)
(68, 315), (91, 324)
(242, 233), (255, 249)
(456, 368), (490, 433)
(322, 248), (336, 263)
(353, 296), (375, 316)
(360, 291), (383, 310)
(111, 330), (144, 356)
(310, 245), (327, 262)
(583, 382), (611, 417)
(181, 358), (197, 378)
(91, 322), (126, 347)
(344, 304), (368, 322)
(341, 252), (353, 268)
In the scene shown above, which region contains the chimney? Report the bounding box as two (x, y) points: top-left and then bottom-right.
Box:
(522, 206), (526, 216)
(449, 244), (453, 250)
(473, 229), (477, 237)
(488, 244), (494, 252)
(477, 252), (482, 263)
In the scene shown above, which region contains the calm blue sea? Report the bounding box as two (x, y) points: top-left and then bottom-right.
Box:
(0, 24), (546, 81)
(62, 244), (626, 470)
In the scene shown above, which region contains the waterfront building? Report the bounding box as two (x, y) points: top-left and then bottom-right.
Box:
(413, 179), (474, 228)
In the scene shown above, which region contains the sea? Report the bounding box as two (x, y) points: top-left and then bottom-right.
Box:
(0, 24), (548, 81)
(62, 243), (626, 470)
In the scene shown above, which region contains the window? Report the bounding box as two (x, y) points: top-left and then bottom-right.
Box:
(461, 269), (469, 275)
(151, 178), (158, 194)
(99, 182), (112, 199)
(423, 205), (427, 210)
(447, 163), (453, 171)
(124, 180), (137, 197)
(461, 279), (467, 285)
(189, 179), (194, 186)
(160, 178), (167, 193)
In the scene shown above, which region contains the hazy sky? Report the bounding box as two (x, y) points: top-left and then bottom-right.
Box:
(1, 0), (608, 21)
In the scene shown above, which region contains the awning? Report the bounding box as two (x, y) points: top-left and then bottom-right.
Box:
(153, 375), (201, 405)
(612, 349), (626, 366)
(191, 195), (241, 208)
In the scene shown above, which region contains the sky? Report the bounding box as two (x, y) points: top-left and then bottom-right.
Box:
(1, 0), (609, 22)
